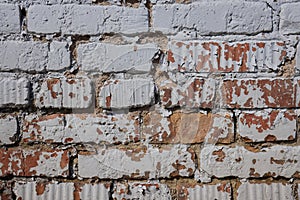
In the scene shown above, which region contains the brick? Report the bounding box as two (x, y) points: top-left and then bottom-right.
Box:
(294, 78), (300, 107)
(0, 75), (29, 107)
(153, 2), (272, 35)
(200, 145), (300, 179)
(166, 41), (290, 73)
(35, 77), (93, 109)
(176, 181), (232, 200)
(22, 113), (139, 144)
(221, 78), (295, 108)
(237, 182), (294, 200)
(76, 183), (110, 200)
(77, 43), (158, 73)
(280, 3), (300, 34)
(159, 77), (215, 108)
(112, 182), (171, 200)
(78, 144), (195, 179)
(0, 181), (12, 200)
(28, 5), (148, 35)
(0, 4), (20, 34)
(99, 79), (155, 109)
(0, 148), (69, 177)
(142, 109), (234, 144)
(0, 41), (70, 72)
(237, 109), (296, 142)
(14, 181), (74, 200)
(0, 115), (18, 145)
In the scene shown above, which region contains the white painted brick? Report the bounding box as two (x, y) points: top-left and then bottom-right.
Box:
(48, 41), (70, 71)
(79, 183), (110, 200)
(78, 144), (195, 179)
(99, 79), (155, 109)
(14, 182), (74, 200)
(237, 109), (296, 142)
(280, 3), (300, 34)
(22, 113), (139, 144)
(237, 182), (294, 200)
(77, 43), (158, 73)
(35, 77), (93, 109)
(153, 2), (272, 35)
(187, 183), (231, 200)
(200, 145), (300, 179)
(0, 41), (70, 72)
(166, 41), (289, 73)
(0, 75), (29, 107)
(0, 115), (18, 145)
(28, 5), (148, 35)
(0, 4), (20, 34)
(112, 182), (171, 200)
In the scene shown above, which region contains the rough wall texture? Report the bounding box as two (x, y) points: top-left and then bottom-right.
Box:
(0, 0), (300, 199)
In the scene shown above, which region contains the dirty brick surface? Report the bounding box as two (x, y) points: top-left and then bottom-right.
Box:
(1, 0), (300, 199)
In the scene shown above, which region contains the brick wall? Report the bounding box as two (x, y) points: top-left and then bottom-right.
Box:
(0, 0), (300, 199)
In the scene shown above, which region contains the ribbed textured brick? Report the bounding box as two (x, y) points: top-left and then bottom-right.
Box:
(166, 41), (290, 73)
(153, 2), (272, 35)
(78, 145), (195, 179)
(280, 2), (300, 34)
(142, 110), (234, 144)
(201, 145), (300, 179)
(28, 5), (148, 35)
(99, 79), (155, 109)
(0, 75), (29, 107)
(35, 77), (93, 109)
(237, 109), (296, 142)
(77, 43), (158, 73)
(221, 78), (295, 108)
(0, 4), (20, 34)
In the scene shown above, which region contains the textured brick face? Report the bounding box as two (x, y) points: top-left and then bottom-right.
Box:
(2, 0), (300, 199)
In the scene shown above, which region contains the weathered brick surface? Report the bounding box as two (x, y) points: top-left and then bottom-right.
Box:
(0, 4), (20, 34)
(0, 41), (70, 72)
(0, 75), (29, 107)
(221, 78), (295, 108)
(201, 145), (300, 179)
(99, 79), (155, 109)
(28, 5), (148, 35)
(78, 145), (195, 179)
(0, 148), (69, 177)
(237, 182), (294, 200)
(237, 109), (296, 142)
(142, 109), (234, 144)
(159, 77), (216, 108)
(112, 182), (171, 200)
(280, 3), (300, 34)
(0, 115), (18, 145)
(77, 43), (158, 73)
(166, 41), (290, 73)
(0, 181), (12, 200)
(153, 2), (272, 35)
(35, 77), (93, 109)
(22, 113), (139, 144)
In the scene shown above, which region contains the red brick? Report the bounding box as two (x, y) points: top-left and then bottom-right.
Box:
(160, 77), (216, 108)
(142, 109), (234, 144)
(222, 78), (295, 108)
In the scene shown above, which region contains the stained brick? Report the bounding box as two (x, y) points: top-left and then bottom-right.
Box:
(159, 77), (216, 108)
(221, 78), (295, 108)
(78, 145), (195, 179)
(200, 145), (300, 179)
(237, 109), (296, 142)
(165, 41), (290, 73)
(35, 77), (93, 109)
(99, 79), (155, 109)
(142, 109), (234, 144)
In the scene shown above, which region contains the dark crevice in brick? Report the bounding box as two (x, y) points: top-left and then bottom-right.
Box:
(108, 181), (114, 200)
